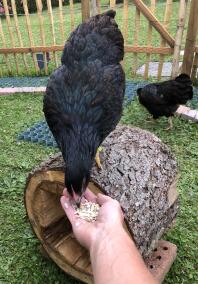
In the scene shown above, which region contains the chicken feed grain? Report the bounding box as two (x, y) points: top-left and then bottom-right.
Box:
(74, 200), (100, 222)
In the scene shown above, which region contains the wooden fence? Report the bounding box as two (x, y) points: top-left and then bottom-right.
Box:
(0, 0), (197, 80)
(182, 0), (198, 81)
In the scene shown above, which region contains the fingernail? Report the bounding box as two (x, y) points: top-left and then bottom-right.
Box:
(63, 188), (68, 197)
(64, 201), (69, 209)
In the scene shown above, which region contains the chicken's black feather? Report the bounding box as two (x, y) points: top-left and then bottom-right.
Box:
(137, 73), (193, 119)
(43, 11), (125, 201)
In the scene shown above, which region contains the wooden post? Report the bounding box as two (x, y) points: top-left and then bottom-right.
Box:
(110, 0), (116, 9)
(96, 0), (101, 14)
(171, 0), (188, 78)
(121, 0), (128, 68)
(157, 0), (173, 80)
(36, 0), (48, 75)
(144, 0), (156, 80)
(123, 0), (129, 44)
(2, 0), (20, 74)
(0, 17), (11, 75)
(11, 0), (29, 74)
(132, 7), (141, 75)
(22, 0), (39, 75)
(69, 0), (75, 31)
(182, 0), (198, 76)
(47, 0), (58, 68)
(0, 62), (2, 77)
(59, 0), (65, 43)
(90, 0), (97, 16)
(191, 52), (198, 81)
(133, 0), (175, 48)
(81, 0), (90, 22)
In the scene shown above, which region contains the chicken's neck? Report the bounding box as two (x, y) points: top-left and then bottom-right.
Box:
(61, 124), (100, 168)
(61, 124), (100, 197)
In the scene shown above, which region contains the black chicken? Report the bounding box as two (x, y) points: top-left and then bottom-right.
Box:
(43, 10), (125, 205)
(137, 74), (193, 130)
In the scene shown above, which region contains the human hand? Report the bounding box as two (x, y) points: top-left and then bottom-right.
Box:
(60, 188), (124, 251)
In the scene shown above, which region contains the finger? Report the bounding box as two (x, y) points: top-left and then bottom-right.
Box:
(84, 188), (97, 203)
(97, 193), (112, 205)
(60, 196), (76, 224)
(62, 188), (69, 198)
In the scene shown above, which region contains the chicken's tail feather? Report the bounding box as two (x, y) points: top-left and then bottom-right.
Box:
(172, 73), (193, 104)
(103, 9), (116, 18)
(175, 73), (191, 84)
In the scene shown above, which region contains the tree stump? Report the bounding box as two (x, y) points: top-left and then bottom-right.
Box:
(25, 126), (179, 283)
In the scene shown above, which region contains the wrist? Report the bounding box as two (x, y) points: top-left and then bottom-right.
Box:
(90, 223), (131, 258)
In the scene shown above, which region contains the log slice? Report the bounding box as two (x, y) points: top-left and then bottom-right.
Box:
(25, 125), (179, 283)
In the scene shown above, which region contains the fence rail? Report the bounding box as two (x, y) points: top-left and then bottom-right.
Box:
(0, 0), (197, 80)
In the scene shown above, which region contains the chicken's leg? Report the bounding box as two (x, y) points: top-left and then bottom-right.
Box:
(165, 117), (173, 131)
(95, 146), (103, 169)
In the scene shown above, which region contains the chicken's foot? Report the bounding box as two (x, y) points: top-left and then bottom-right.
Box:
(95, 146), (103, 170)
(147, 115), (156, 123)
(165, 117), (173, 131)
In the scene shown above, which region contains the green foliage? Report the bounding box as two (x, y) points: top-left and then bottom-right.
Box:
(6, 0), (79, 14)
(27, 0), (63, 14)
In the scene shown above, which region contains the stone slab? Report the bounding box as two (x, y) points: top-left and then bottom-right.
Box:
(0, 86), (46, 96)
(136, 62), (182, 77)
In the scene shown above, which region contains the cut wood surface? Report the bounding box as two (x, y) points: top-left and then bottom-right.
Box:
(25, 126), (179, 283)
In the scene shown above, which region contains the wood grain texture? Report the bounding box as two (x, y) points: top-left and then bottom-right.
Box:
(144, 0), (156, 79)
(22, 0), (39, 74)
(25, 126), (179, 283)
(11, 0), (29, 73)
(2, 0), (19, 74)
(133, 0), (175, 48)
(35, 0), (48, 75)
(0, 17), (11, 74)
(157, 0), (173, 80)
(182, 0), (198, 75)
(171, 0), (188, 78)
(81, 0), (90, 22)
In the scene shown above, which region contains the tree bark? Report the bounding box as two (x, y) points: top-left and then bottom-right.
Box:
(91, 126), (179, 257)
(26, 126), (179, 259)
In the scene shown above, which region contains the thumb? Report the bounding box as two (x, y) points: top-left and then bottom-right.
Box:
(97, 193), (111, 205)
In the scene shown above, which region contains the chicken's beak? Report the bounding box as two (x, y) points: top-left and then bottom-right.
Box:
(76, 195), (83, 208)
(71, 189), (83, 208)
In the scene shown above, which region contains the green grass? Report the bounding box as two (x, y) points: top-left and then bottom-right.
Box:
(0, 1), (183, 78)
(0, 93), (197, 284)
